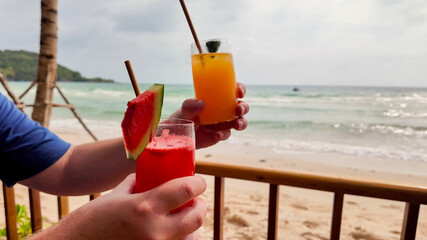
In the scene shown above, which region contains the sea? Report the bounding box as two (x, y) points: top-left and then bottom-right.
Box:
(2, 82), (427, 163)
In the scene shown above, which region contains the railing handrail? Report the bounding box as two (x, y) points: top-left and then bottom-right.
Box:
(195, 161), (427, 204)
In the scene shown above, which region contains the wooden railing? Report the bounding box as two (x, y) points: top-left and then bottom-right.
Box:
(2, 161), (427, 240)
(195, 161), (427, 240)
(1, 184), (100, 240)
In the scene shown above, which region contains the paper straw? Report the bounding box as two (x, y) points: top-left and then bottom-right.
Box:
(179, 0), (202, 54)
(124, 60), (141, 97)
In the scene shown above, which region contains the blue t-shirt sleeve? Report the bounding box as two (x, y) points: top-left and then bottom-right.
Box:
(0, 93), (71, 187)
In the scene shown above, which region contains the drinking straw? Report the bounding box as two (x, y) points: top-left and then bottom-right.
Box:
(179, 0), (202, 54)
(124, 60), (141, 96)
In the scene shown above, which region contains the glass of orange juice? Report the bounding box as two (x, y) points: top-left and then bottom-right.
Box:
(191, 38), (238, 125)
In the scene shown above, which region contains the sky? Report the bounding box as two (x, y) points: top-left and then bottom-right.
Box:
(0, 0), (427, 87)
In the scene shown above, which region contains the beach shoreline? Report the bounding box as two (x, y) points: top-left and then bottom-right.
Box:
(52, 122), (427, 182)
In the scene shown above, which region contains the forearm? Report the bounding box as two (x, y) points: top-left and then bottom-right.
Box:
(29, 219), (73, 240)
(61, 138), (136, 194)
(20, 138), (136, 195)
(29, 200), (106, 240)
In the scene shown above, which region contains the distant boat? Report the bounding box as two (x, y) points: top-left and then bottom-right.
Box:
(293, 87), (300, 92)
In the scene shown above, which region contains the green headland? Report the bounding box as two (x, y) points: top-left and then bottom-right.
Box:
(0, 50), (114, 83)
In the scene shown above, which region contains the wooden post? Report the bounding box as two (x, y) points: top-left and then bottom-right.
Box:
(330, 193), (344, 240)
(29, 189), (43, 232)
(3, 184), (19, 240)
(401, 202), (420, 240)
(90, 193), (101, 201)
(213, 177), (224, 240)
(267, 184), (279, 240)
(58, 196), (69, 219)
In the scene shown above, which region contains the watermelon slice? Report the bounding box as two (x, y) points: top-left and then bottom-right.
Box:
(121, 84), (164, 160)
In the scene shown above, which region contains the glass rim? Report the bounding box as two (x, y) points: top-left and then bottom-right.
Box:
(158, 118), (194, 126)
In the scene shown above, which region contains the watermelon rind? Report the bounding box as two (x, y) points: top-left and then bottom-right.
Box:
(122, 84), (164, 160)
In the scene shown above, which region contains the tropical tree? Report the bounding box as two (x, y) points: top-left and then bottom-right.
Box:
(31, 0), (58, 127)
(29, 0), (59, 233)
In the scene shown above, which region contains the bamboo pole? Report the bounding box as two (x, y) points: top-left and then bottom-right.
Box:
(54, 84), (98, 141)
(19, 80), (37, 99)
(0, 72), (25, 111)
(3, 80), (100, 142)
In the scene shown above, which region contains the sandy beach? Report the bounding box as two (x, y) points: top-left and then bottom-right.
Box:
(1, 125), (427, 240)
(196, 144), (427, 240)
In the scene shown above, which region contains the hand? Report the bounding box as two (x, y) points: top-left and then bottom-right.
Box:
(32, 174), (207, 240)
(171, 82), (249, 149)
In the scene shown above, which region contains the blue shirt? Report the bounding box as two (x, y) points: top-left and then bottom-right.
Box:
(0, 92), (71, 187)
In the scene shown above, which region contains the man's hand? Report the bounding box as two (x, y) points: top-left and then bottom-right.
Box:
(171, 82), (249, 149)
(31, 174), (207, 240)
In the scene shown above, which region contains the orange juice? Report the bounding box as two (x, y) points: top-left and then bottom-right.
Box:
(192, 51), (237, 125)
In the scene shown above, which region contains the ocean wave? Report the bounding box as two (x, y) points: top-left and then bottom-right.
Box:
(249, 120), (329, 130)
(58, 88), (130, 99)
(246, 90), (427, 109)
(246, 97), (301, 105)
(50, 118), (121, 131)
(245, 96), (367, 106)
(103, 110), (126, 116)
(375, 94), (427, 105)
(369, 124), (427, 137)
(163, 96), (189, 103)
(249, 120), (427, 137)
(383, 109), (427, 118)
(334, 123), (427, 137)
(92, 89), (129, 98)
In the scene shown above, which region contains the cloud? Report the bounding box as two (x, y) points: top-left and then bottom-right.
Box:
(112, 2), (181, 33)
(0, 1), (40, 51)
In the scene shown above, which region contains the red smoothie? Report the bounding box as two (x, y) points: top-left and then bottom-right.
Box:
(133, 134), (195, 211)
